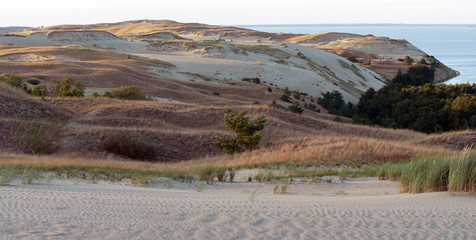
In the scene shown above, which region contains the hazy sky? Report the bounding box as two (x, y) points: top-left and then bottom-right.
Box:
(2, 0), (475, 27)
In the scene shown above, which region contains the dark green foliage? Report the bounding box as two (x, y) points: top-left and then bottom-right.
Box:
(317, 91), (356, 118)
(11, 120), (66, 154)
(103, 133), (157, 160)
(53, 75), (84, 97)
(241, 77), (261, 84)
(403, 56), (413, 65)
(1, 74), (31, 94)
(393, 66), (435, 86)
(355, 82), (476, 133)
(21, 83), (31, 94)
(112, 85), (147, 100)
(284, 87), (291, 95)
(31, 85), (47, 97)
(288, 102), (303, 114)
(214, 109), (266, 154)
(304, 102), (319, 112)
(103, 91), (114, 98)
(293, 91), (301, 100)
(267, 86), (272, 92)
(1, 74), (23, 88)
(280, 94), (291, 102)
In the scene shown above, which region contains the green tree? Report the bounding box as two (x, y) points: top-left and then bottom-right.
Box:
(214, 109), (266, 154)
(56, 75), (84, 97)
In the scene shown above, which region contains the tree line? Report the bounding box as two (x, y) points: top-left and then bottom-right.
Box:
(318, 65), (476, 133)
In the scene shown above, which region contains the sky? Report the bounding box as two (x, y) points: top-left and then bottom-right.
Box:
(2, 0), (475, 27)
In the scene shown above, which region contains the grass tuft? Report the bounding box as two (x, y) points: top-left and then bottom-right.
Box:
(399, 147), (475, 193)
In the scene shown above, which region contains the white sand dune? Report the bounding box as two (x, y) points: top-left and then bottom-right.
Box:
(0, 30), (385, 103)
(0, 178), (475, 240)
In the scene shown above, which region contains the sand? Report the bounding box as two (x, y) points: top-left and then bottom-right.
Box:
(0, 178), (474, 240)
(0, 30), (386, 103)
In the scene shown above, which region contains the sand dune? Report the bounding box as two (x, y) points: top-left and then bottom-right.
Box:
(0, 178), (474, 240)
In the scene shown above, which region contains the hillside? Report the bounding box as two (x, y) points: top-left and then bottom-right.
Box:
(0, 21), (388, 103)
(287, 32), (459, 82)
(0, 20), (471, 162)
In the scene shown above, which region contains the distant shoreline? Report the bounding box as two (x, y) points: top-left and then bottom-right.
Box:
(237, 23), (476, 28)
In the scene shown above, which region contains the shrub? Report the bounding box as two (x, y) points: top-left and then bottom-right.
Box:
(31, 85), (47, 97)
(102, 133), (157, 160)
(214, 109), (266, 154)
(403, 56), (413, 65)
(241, 77), (261, 84)
(11, 120), (66, 154)
(288, 102), (303, 114)
(280, 94), (291, 102)
(293, 91), (301, 99)
(1, 74), (24, 88)
(1, 74), (31, 94)
(284, 87), (291, 95)
(112, 85), (147, 100)
(58, 75), (84, 97)
(47, 75), (84, 97)
(267, 86), (272, 92)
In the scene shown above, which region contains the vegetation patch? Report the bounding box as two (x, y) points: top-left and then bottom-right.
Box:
(241, 77), (261, 84)
(102, 132), (157, 161)
(11, 120), (66, 155)
(234, 44), (291, 59)
(214, 109), (266, 154)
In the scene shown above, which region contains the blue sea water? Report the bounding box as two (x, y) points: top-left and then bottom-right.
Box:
(239, 24), (476, 85)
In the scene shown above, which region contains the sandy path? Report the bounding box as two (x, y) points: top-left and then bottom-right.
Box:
(0, 180), (475, 240)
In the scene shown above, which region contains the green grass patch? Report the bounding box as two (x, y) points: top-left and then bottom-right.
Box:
(396, 148), (475, 193)
(234, 44), (291, 59)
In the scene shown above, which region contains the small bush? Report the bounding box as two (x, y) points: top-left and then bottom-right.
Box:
(102, 133), (157, 160)
(1, 74), (24, 88)
(31, 85), (47, 97)
(12, 120), (66, 154)
(280, 94), (291, 102)
(241, 77), (261, 84)
(288, 102), (303, 114)
(403, 56), (413, 65)
(112, 85), (147, 100)
(293, 91), (301, 100)
(196, 165), (215, 182)
(58, 75), (84, 97)
(214, 109), (266, 154)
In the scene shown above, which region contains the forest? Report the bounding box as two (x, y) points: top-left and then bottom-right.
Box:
(319, 66), (476, 133)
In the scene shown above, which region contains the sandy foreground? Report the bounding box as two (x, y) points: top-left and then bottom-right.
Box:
(0, 177), (475, 240)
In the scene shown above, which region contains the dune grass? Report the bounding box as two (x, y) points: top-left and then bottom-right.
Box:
(390, 147), (475, 193)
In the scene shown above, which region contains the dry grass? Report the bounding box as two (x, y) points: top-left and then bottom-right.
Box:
(204, 136), (451, 168)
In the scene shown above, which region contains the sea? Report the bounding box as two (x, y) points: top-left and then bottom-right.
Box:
(239, 24), (476, 85)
